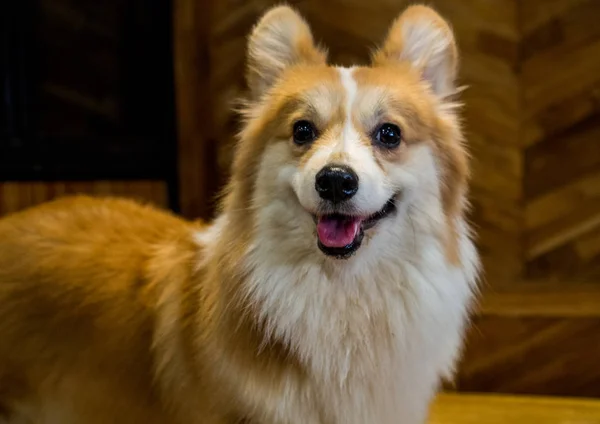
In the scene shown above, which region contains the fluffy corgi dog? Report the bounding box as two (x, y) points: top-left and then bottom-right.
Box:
(0, 5), (480, 424)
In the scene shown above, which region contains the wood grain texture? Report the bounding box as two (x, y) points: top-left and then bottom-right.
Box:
(521, 0), (600, 282)
(477, 282), (600, 318)
(174, 0), (220, 220)
(458, 316), (600, 397)
(204, 0), (600, 285)
(428, 393), (600, 424)
(0, 181), (168, 216)
(455, 283), (600, 398)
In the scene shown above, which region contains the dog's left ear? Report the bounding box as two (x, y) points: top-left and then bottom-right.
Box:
(373, 5), (458, 98)
(247, 6), (327, 99)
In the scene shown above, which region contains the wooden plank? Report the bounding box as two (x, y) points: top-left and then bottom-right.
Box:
(469, 135), (522, 200)
(435, 0), (519, 41)
(459, 54), (520, 147)
(476, 283), (600, 317)
(0, 181), (168, 216)
(523, 39), (600, 117)
(457, 315), (600, 397)
(471, 190), (522, 235)
(520, 0), (600, 281)
(523, 82), (600, 147)
(525, 116), (600, 198)
(521, 0), (596, 37)
(576, 225), (600, 262)
(300, 0), (395, 46)
(429, 393), (600, 424)
(521, 0), (600, 62)
(453, 283), (600, 397)
(526, 222), (600, 281)
(526, 170), (600, 231)
(521, 0), (600, 150)
(526, 202), (600, 260)
(474, 225), (523, 284)
(173, 0), (218, 220)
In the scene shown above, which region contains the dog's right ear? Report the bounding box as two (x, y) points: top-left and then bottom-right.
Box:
(246, 6), (327, 99)
(373, 5), (458, 98)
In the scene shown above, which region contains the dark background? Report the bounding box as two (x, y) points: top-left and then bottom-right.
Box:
(1, 0), (178, 208)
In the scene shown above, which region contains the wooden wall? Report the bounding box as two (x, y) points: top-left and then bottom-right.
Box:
(173, 0), (219, 219)
(206, 0), (600, 287)
(522, 0), (600, 282)
(208, 0), (526, 286)
(456, 283), (600, 398)
(198, 0), (600, 399)
(0, 181), (169, 215)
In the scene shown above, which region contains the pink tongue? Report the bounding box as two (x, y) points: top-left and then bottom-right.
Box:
(317, 216), (362, 248)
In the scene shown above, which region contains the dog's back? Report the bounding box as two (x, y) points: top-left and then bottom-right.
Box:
(0, 196), (197, 423)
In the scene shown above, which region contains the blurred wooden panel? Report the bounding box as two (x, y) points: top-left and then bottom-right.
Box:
(526, 226), (600, 281)
(0, 181), (168, 216)
(521, 0), (600, 149)
(522, 0), (600, 122)
(428, 393), (600, 424)
(456, 284), (600, 397)
(477, 282), (600, 317)
(521, 0), (600, 282)
(526, 171), (600, 233)
(525, 114), (600, 200)
(458, 315), (600, 397)
(521, 0), (590, 36)
(173, 0), (219, 220)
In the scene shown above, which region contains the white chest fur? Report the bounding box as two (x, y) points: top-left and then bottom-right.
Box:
(242, 222), (479, 424)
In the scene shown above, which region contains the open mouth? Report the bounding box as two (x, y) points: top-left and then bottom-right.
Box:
(314, 197), (397, 259)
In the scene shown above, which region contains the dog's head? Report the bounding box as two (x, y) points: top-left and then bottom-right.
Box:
(226, 5), (469, 264)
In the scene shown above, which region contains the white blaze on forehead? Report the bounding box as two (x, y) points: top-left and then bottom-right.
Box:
(337, 66), (359, 150)
(331, 66), (392, 214)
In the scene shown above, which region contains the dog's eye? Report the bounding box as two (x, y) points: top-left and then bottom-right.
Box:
(374, 123), (402, 148)
(293, 120), (317, 145)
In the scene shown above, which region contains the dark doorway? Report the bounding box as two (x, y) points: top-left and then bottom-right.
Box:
(1, 0), (179, 211)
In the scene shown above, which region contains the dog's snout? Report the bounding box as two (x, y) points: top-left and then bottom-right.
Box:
(315, 165), (359, 203)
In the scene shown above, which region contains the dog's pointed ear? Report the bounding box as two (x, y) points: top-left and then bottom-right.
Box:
(247, 6), (327, 99)
(373, 5), (458, 98)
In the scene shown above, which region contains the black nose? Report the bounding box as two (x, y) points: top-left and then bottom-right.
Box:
(315, 165), (359, 203)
